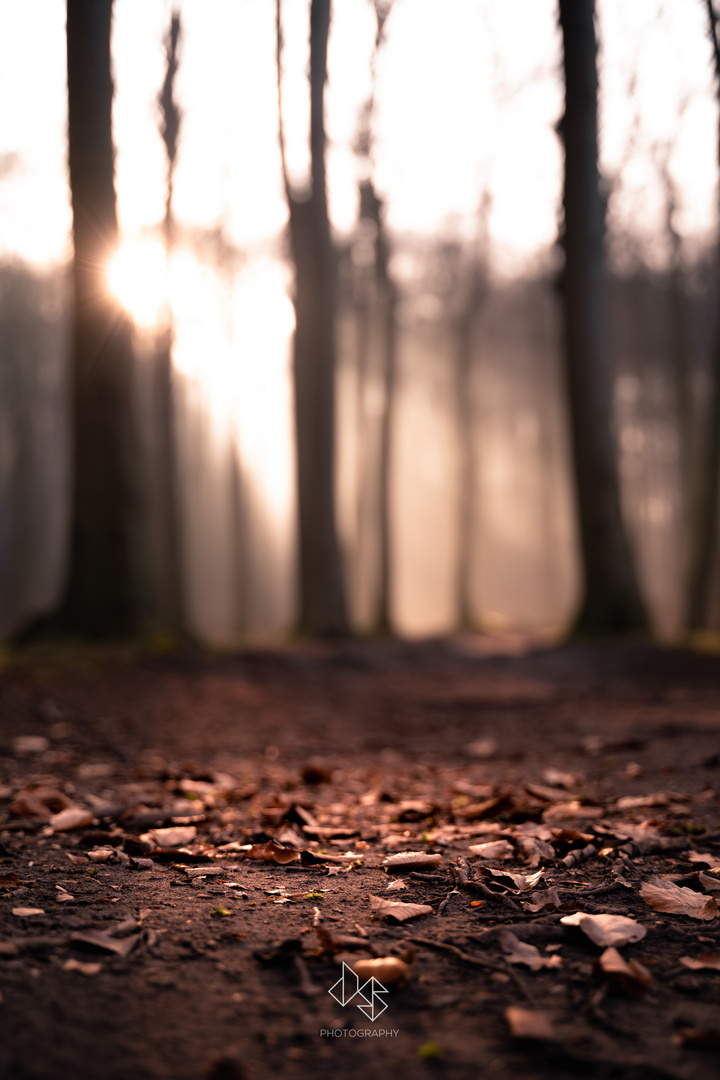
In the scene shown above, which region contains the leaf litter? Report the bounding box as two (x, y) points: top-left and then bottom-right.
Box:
(1, 645), (720, 1080)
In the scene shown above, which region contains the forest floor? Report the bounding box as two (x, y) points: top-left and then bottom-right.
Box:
(0, 637), (720, 1080)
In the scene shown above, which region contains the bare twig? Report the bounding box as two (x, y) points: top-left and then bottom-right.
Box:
(438, 889), (460, 916)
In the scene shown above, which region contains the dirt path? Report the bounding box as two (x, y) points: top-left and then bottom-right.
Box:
(0, 640), (719, 1080)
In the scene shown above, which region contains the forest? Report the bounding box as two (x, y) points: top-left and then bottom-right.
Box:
(1, 2), (720, 1079)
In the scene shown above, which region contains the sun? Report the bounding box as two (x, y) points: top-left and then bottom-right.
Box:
(107, 236), (169, 330)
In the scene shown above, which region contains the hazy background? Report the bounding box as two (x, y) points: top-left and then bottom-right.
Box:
(0, 0), (717, 641)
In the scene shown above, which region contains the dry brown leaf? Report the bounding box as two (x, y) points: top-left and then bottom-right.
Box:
(49, 806), (96, 832)
(87, 846), (116, 864)
(352, 957), (411, 986)
(469, 840), (514, 860)
(641, 876), (718, 921)
(70, 930), (140, 956)
(525, 783), (568, 804)
(680, 953), (720, 971)
(505, 1007), (556, 1040)
(560, 912), (647, 947)
(369, 895), (433, 922)
(542, 801), (603, 823)
(12, 908), (45, 918)
(484, 867), (545, 892)
(62, 958), (102, 976)
(542, 768), (578, 789)
(382, 851), (442, 869)
(315, 926), (370, 954)
(147, 826), (197, 848)
(687, 851), (720, 870)
(615, 793), (669, 810)
(245, 840), (300, 864)
(524, 887), (562, 912)
(386, 878), (408, 891)
(699, 872), (720, 893)
(597, 947), (652, 997)
(55, 887), (74, 903)
(465, 738), (498, 759)
(499, 931), (562, 970)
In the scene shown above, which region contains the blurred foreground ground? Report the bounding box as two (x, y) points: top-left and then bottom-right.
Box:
(0, 639), (719, 1080)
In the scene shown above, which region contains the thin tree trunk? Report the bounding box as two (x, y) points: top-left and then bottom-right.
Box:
(454, 278), (482, 632)
(277, 0), (349, 636)
(153, 11), (186, 635)
(62, 0), (142, 636)
(558, 0), (648, 634)
(686, 0), (720, 629)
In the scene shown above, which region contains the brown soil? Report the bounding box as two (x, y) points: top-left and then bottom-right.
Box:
(1, 639), (719, 1080)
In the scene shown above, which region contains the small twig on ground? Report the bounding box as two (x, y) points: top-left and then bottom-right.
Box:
(562, 843), (597, 869)
(409, 937), (533, 1001)
(408, 872), (446, 883)
(438, 889), (460, 916)
(559, 881), (628, 902)
(617, 836), (691, 858)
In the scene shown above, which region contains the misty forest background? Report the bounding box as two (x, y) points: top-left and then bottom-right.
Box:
(3, 0), (720, 646)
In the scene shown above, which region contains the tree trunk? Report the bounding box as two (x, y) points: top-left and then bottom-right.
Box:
(686, 0), (720, 630)
(153, 11), (186, 636)
(62, 0), (143, 636)
(282, 0), (349, 636)
(558, 0), (648, 634)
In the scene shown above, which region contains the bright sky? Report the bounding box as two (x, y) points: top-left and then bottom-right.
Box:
(0, 0), (716, 274)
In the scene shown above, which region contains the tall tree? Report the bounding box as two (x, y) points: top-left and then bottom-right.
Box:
(686, 0), (720, 629)
(558, 0), (648, 633)
(152, 10), (186, 635)
(276, 0), (349, 636)
(62, 0), (143, 635)
(352, 0), (397, 633)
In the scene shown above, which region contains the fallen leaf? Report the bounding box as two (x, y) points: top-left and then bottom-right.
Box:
(55, 887), (74, 903)
(641, 876), (718, 921)
(542, 801), (603, 823)
(12, 735), (50, 755)
(245, 840), (300, 865)
(597, 947), (652, 996)
(615, 793), (669, 810)
(70, 930), (140, 956)
(505, 1006), (556, 1040)
(699, 872), (720, 893)
(353, 957), (411, 986)
(62, 958), (102, 976)
(525, 783), (568, 804)
(680, 953), (720, 971)
(499, 931), (562, 970)
(87, 846), (116, 864)
(382, 851), (442, 869)
(0, 943), (20, 957)
(147, 826), (197, 848)
(369, 896), (433, 922)
(386, 879), (408, 891)
(484, 867), (545, 892)
(542, 768), (578, 789)
(469, 840), (514, 860)
(560, 912), (647, 947)
(315, 927), (370, 953)
(0, 874), (20, 887)
(524, 887), (562, 912)
(12, 908), (45, 918)
(465, 738), (498, 759)
(687, 851), (720, 870)
(49, 807), (96, 832)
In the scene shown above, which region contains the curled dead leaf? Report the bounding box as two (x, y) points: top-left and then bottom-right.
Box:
(499, 931), (562, 971)
(49, 806), (96, 832)
(245, 840), (300, 865)
(382, 851), (442, 869)
(146, 826), (197, 848)
(353, 957), (411, 986)
(469, 840), (514, 860)
(524, 887), (561, 912)
(12, 908), (45, 918)
(62, 958), (102, 976)
(560, 912), (647, 947)
(369, 895), (433, 922)
(680, 953), (720, 971)
(641, 876), (718, 921)
(597, 947), (652, 997)
(505, 1006), (556, 1040)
